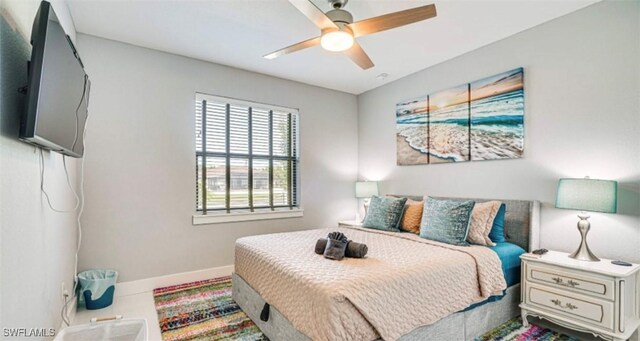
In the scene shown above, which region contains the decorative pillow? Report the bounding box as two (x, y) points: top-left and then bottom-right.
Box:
(488, 203), (507, 243)
(400, 199), (423, 234)
(419, 197), (475, 246)
(467, 201), (502, 246)
(362, 196), (407, 231)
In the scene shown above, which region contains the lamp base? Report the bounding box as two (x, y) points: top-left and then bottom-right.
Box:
(361, 198), (371, 223)
(568, 213), (600, 262)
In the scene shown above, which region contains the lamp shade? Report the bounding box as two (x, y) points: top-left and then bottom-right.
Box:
(355, 181), (379, 198)
(555, 178), (617, 213)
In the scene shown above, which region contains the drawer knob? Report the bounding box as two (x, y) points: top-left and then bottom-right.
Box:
(551, 277), (580, 288)
(551, 298), (578, 310)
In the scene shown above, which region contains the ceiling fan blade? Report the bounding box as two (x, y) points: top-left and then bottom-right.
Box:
(344, 41), (374, 70)
(347, 4), (436, 38)
(264, 36), (321, 59)
(288, 0), (338, 30)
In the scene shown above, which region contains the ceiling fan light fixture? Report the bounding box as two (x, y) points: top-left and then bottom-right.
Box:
(320, 30), (354, 52)
(266, 1), (437, 70)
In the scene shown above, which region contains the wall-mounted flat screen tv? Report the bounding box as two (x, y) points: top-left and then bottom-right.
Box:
(20, 1), (90, 158)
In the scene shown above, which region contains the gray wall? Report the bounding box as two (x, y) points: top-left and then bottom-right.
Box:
(357, 1), (640, 262)
(76, 35), (359, 282)
(1, 0), (79, 335)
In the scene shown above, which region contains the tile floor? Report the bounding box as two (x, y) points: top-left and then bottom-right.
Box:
(72, 291), (163, 340)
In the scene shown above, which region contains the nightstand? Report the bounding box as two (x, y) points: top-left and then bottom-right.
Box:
(520, 251), (640, 341)
(338, 220), (363, 228)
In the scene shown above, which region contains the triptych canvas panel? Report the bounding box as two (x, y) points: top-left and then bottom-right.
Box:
(396, 68), (524, 165)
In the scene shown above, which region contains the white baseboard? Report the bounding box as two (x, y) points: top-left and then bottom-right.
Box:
(115, 265), (234, 297)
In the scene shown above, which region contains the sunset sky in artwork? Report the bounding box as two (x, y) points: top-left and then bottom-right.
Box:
(428, 84), (468, 112)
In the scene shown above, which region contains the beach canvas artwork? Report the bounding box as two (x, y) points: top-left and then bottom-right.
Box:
(396, 68), (524, 165)
(428, 84), (470, 163)
(470, 69), (524, 160)
(396, 95), (430, 165)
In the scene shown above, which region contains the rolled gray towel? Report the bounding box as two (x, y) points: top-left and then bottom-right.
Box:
(327, 231), (348, 243)
(315, 238), (368, 258)
(347, 241), (368, 258)
(315, 238), (327, 254)
(324, 238), (348, 260)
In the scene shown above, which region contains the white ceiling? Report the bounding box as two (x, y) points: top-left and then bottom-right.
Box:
(67, 0), (598, 94)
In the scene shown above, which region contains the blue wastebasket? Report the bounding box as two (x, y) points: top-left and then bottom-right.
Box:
(78, 269), (118, 310)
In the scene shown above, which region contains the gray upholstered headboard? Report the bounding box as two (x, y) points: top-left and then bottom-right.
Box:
(395, 195), (540, 251)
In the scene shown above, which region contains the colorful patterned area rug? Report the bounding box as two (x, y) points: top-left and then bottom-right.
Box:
(153, 276), (267, 341)
(154, 276), (575, 341)
(475, 317), (579, 341)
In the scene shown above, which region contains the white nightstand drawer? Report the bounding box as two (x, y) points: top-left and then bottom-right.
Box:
(526, 284), (614, 330)
(521, 251), (640, 341)
(527, 263), (614, 300)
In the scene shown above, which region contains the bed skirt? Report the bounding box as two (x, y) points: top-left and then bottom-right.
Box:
(232, 272), (521, 341)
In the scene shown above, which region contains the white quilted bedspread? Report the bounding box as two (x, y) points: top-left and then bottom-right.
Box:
(234, 226), (506, 341)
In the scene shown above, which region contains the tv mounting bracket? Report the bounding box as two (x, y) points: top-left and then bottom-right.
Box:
(18, 60), (31, 94)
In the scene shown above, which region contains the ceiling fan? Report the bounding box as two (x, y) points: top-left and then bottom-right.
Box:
(264, 0), (437, 70)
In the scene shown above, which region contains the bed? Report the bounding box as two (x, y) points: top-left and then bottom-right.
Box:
(233, 197), (540, 340)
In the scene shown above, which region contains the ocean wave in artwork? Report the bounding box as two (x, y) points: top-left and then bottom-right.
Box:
(397, 124), (429, 154)
(397, 123), (471, 162)
(428, 124), (469, 162)
(470, 127), (523, 160)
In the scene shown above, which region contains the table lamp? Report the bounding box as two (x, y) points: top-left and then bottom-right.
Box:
(555, 177), (617, 262)
(355, 181), (379, 220)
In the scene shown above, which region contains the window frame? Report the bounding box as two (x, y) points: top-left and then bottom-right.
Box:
(194, 93), (301, 221)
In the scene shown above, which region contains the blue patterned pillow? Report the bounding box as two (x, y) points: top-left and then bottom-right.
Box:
(362, 196), (407, 231)
(420, 197), (475, 246)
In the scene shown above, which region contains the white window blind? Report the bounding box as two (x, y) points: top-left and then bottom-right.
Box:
(195, 93), (299, 214)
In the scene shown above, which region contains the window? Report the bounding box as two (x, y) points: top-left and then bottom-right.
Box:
(195, 93), (299, 215)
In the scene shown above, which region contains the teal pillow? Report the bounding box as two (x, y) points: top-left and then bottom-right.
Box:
(488, 203), (507, 243)
(420, 197), (475, 246)
(362, 196), (407, 231)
